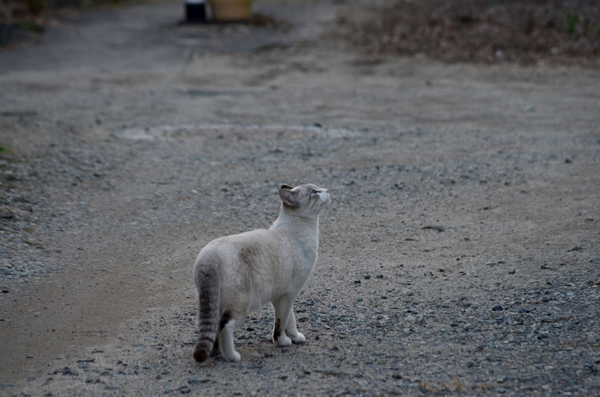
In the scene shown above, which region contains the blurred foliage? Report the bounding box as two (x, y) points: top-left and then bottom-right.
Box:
(19, 19), (43, 31)
(1, 0), (136, 24)
(1, 0), (136, 46)
(355, 0), (600, 66)
(564, 12), (579, 34)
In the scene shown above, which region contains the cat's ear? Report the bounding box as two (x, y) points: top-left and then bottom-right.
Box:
(279, 185), (299, 208)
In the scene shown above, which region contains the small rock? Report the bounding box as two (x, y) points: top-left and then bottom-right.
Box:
(55, 367), (79, 376)
(492, 305), (503, 312)
(187, 377), (210, 385)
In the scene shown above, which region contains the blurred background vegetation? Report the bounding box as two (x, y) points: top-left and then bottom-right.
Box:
(1, 0), (139, 45)
(354, 0), (600, 66)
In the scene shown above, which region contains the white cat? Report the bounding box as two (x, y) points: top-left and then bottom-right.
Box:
(192, 184), (330, 363)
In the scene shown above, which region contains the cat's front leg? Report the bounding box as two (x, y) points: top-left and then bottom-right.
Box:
(285, 311), (305, 343)
(272, 317), (292, 346)
(272, 298), (293, 346)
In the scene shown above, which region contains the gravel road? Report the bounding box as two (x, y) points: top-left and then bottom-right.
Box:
(1, 0), (599, 395)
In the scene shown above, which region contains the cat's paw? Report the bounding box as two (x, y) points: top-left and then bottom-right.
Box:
(223, 351), (241, 362)
(289, 332), (305, 344)
(276, 335), (292, 347)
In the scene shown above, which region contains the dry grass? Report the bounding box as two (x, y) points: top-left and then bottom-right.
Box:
(355, 0), (600, 66)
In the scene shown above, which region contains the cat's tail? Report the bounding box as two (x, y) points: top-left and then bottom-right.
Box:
(192, 254), (222, 363)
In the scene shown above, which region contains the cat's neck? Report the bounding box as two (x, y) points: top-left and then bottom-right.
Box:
(270, 207), (320, 243)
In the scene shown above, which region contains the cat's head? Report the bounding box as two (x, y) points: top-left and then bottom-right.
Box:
(279, 184), (330, 216)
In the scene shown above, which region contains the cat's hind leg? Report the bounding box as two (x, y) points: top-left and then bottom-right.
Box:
(211, 334), (220, 356)
(218, 312), (241, 362)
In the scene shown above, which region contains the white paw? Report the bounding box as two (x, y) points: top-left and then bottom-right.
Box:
(277, 335), (292, 347)
(223, 351), (241, 362)
(289, 332), (305, 343)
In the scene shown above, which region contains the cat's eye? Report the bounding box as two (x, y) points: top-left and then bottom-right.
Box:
(311, 189), (319, 195)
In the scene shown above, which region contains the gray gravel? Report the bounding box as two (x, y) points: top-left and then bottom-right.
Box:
(1, 0), (599, 395)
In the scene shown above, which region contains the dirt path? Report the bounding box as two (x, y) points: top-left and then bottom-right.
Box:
(1, 0), (599, 395)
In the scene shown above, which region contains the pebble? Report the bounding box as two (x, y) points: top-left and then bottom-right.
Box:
(54, 367), (79, 376)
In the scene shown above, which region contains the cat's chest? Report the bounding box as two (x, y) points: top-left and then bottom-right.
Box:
(290, 229), (317, 259)
(274, 227), (318, 275)
(298, 242), (317, 266)
(292, 238), (318, 281)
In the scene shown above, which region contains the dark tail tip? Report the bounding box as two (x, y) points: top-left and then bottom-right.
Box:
(193, 343), (209, 363)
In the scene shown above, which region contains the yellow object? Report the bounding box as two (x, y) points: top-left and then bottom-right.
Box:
(209, 0), (253, 21)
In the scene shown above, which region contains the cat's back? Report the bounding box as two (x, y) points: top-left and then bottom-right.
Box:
(196, 228), (281, 265)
